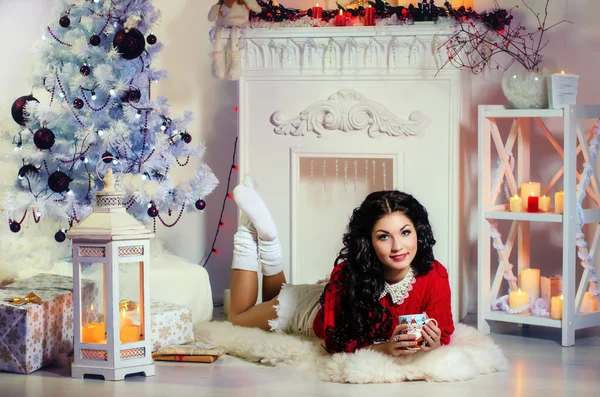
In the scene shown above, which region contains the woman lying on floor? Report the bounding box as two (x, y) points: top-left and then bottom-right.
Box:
(228, 175), (454, 355)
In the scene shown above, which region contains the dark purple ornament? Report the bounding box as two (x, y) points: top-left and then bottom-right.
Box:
(33, 128), (56, 150)
(181, 133), (192, 144)
(48, 171), (71, 193)
(89, 34), (101, 46)
(11, 95), (39, 126)
(195, 199), (206, 211)
(102, 152), (113, 163)
(55, 230), (66, 243)
(80, 65), (91, 76)
(113, 28), (145, 60)
(73, 98), (84, 109)
(121, 88), (141, 103)
(59, 16), (70, 28)
(147, 206), (159, 218)
(146, 34), (157, 45)
(9, 221), (21, 233)
(18, 164), (39, 179)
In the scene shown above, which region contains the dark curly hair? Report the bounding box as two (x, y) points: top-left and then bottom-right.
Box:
(320, 190), (437, 351)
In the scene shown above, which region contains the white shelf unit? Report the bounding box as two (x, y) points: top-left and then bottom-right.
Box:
(477, 105), (600, 346)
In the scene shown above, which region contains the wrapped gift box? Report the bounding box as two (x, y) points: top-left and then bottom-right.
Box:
(129, 301), (194, 352)
(0, 274), (97, 374)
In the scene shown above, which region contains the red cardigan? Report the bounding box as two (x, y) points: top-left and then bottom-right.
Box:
(312, 260), (454, 353)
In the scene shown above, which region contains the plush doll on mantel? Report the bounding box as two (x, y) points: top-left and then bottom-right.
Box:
(208, 0), (262, 80)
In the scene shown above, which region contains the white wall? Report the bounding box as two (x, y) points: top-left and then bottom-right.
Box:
(2, 0), (599, 313)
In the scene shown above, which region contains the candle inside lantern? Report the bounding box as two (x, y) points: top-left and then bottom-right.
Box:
(120, 325), (141, 344)
(554, 191), (564, 214)
(527, 194), (539, 213)
(519, 268), (540, 302)
(550, 295), (563, 320)
(509, 288), (530, 314)
(509, 194), (523, 212)
(364, 5), (376, 26)
(312, 3), (323, 19)
(335, 9), (346, 26)
(120, 308), (133, 329)
(82, 322), (106, 344)
(521, 182), (540, 210)
(538, 195), (550, 212)
(581, 291), (598, 314)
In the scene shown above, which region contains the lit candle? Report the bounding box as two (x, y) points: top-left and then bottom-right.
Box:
(539, 195), (550, 212)
(451, 0), (474, 9)
(509, 194), (523, 212)
(548, 70), (580, 109)
(554, 191), (564, 214)
(120, 308), (133, 329)
(120, 325), (141, 343)
(335, 9), (346, 26)
(581, 291), (598, 314)
(82, 322), (106, 344)
(364, 5), (375, 26)
(527, 194), (539, 213)
(521, 182), (540, 210)
(312, 3), (323, 19)
(519, 268), (540, 302)
(550, 295), (563, 320)
(509, 288), (530, 314)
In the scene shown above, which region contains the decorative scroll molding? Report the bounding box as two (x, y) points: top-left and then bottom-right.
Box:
(270, 89), (429, 138)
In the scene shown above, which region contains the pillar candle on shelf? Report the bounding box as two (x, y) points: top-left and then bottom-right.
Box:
(548, 71), (580, 109)
(539, 195), (550, 212)
(527, 195), (539, 213)
(335, 9), (346, 26)
(509, 288), (530, 314)
(550, 295), (563, 320)
(581, 291), (598, 313)
(451, 0), (474, 9)
(554, 191), (564, 214)
(519, 268), (540, 302)
(364, 5), (375, 26)
(311, 3), (323, 19)
(521, 182), (540, 210)
(509, 195), (523, 212)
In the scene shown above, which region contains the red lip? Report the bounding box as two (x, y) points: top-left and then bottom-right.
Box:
(390, 254), (407, 261)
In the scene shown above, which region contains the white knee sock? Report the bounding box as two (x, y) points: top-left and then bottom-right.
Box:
(231, 192), (258, 272)
(233, 184), (283, 276)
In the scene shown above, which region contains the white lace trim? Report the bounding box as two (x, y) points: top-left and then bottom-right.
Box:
(379, 267), (416, 305)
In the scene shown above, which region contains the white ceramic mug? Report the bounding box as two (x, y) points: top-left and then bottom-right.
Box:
(398, 314), (438, 349)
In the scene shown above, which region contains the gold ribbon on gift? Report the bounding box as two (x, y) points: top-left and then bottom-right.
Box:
(119, 299), (138, 312)
(3, 292), (43, 306)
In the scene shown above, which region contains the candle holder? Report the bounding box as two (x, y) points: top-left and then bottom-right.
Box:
(68, 168), (155, 381)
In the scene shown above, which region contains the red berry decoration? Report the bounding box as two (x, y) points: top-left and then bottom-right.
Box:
(33, 127), (56, 150)
(113, 28), (146, 60)
(181, 132), (192, 144)
(195, 199), (206, 210)
(59, 16), (70, 28)
(89, 35), (101, 46)
(80, 65), (91, 76)
(18, 164), (39, 179)
(9, 221), (21, 233)
(147, 205), (159, 218)
(146, 34), (157, 45)
(73, 98), (84, 109)
(102, 151), (113, 163)
(11, 95), (39, 126)
(55, 230), (66, 243)
(48, 170), (71, 193)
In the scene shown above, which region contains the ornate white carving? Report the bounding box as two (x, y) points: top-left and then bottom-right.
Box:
(270, 89), (429, 138)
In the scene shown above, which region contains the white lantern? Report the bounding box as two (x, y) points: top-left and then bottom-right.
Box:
(68, 169), (155, 381)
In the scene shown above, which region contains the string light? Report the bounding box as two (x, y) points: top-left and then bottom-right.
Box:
(97, 129), (104, 136)
(91, 91), (97, 100)
(109, 89), (116, 96)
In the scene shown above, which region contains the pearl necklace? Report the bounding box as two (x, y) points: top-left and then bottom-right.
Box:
(379, 267), (416, 305)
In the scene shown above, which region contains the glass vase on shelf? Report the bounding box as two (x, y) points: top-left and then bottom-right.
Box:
(501, 60), (549, 109)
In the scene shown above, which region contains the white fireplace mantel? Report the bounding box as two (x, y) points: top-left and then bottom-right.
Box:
(216, 22), (454, 75)
(226, 23), (464, 321)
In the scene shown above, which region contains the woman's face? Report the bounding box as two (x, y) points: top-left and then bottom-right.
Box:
(371, 211), (418, 283)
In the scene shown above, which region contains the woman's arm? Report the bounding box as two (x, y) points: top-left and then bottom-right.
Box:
(423, 262), (454, 345)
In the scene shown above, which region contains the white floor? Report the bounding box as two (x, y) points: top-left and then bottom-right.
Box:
(2, 314), (600, 397)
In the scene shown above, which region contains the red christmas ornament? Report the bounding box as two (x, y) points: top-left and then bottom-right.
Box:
(11, 95), (39, 126)
(33, 127), (56, 150)
(9, 221), (21, 233)
(55, 230), (66, 243)
(102, 151), (113, 163)
(195, 199), (206, 210)
(147, 205), (159, 218)
(181, 132), (192, 144)
(73, 98), (84, 109)
(89, 34), (101, 46)
(59, 16), (70, 28)
(18, 164), (39, 179)
(48, 170), (71, 193)
(146, 34), (157, 45)
(80, 65), (91, 76)
(121, 88), (141, 103)
(113, 28), (146, 60)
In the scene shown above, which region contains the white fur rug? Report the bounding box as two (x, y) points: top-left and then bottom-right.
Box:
(194, 322), (508, 383)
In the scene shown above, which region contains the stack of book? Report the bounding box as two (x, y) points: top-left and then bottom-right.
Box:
(151, 342), (225, 363)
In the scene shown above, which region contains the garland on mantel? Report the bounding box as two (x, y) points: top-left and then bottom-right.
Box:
(249, 0), (512, 29)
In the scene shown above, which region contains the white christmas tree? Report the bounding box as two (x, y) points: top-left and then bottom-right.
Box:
(1, 0), (218, 241)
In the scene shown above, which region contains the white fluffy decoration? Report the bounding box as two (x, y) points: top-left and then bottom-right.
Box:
(194, 322), (508, 383)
